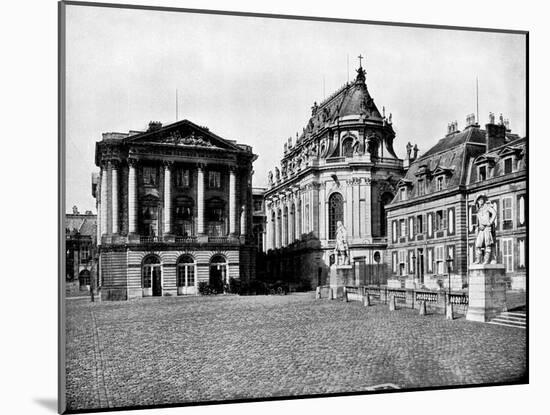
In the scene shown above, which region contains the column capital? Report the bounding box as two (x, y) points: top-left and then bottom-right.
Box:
(127, 157), (139, 168)
(196, 162), (206, 170)
(163, 160), (174, 169)
(110, 159), (120, 169)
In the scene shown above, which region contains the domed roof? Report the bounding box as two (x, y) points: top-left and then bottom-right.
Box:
(337, 69), (383, 120)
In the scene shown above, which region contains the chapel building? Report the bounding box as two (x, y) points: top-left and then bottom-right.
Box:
(94, 119), (257, 300)
(263, 63), (405, 288)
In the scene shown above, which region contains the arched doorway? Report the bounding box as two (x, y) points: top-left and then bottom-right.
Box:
(142, 255), (162, 297)
(177, 255), (196, 295)
(328, 192), (344, 239)
(79, 269), (91, 291)
(209, 254), (228, 294)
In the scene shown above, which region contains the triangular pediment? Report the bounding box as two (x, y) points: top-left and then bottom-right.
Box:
(496, 145), (522, 158)
(125, 120), (242, 151)
(432, 166), (454, 176)
(474, 154), (497, 165)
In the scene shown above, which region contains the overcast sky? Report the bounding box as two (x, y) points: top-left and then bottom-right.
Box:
(65, 4), (526, 213)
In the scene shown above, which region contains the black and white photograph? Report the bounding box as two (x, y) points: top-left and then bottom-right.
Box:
(55, 0), (532, 413)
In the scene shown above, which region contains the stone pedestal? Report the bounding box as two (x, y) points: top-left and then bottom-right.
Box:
(466, 264), (507, 322)
(329, 264), (353, 299)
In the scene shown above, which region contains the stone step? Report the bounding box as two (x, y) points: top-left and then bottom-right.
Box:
(488, 321), (526, 329)
(500, 311), (526, 317)
(492, 317), (526, 325)
(495, 314), (526, 322)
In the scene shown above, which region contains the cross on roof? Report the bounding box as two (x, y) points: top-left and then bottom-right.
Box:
(358, 54), (364, 68)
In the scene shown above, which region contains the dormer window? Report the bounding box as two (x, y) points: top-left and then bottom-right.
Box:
(417, 179), (425, 196)
(503, 157), (513, 174)
(436, 176), (444, 192)
(478, 165), (487, 182)
(400, 187), (407, 201)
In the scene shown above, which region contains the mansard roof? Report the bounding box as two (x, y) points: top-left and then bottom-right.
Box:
(66, 214), (97, 238)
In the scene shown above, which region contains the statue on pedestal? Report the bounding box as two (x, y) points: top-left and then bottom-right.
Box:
(474, 194), (497, 264)
(333, 221), (350, 265)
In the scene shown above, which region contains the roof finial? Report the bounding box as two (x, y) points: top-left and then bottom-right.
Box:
(358, 54), (364, 68)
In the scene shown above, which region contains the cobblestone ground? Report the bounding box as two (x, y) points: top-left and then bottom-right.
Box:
(65, 293), (526, 411)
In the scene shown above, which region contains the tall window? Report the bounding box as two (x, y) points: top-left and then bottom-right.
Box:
(283, 207), (288, 246)
(436, 176), (444, 191)
(177, 255), (195, 287)
(142, 255), (161, 289)
(290, 204), (296, 242)
(469, 204), (478, 233)
(305, 205), (310, 233)
(328, 193), (344, 239)
(399, 219), (406, 239)
(176, 168), (191, 187)
(478, 165), (487, 181)
(503, 157), (513, 174)
(143, 166), (158, 186)
(416, 215), (423, 234)
(435, 245), (445, 274)
(417, 179), (425, 196)
(409, 217), (415, 239)
(435, 210), (445, 232)
(448, 208), (455, 234)
(427, 249), (433, 273)
(408, 250), (415, 274)
(518, 238), (526, 269)
(399, 250), (406, 276)
(517, 194), (526, 227)
(502, 197), (513, 230)
(206, 197), (226, 236)
(208, 171), (221, 188)
(80, 245), (90, 263)
(392, 221), (397, 243)
(392, 252), (398, 273)
(175, 197), (194, 236)
(271, 211), (276, 248)
(399, 187), (407, 201)
(502, 238), (513, 272)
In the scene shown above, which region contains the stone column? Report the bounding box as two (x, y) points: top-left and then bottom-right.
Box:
(365, 178), (372, 238)
(197, 164), (205, 235)
(319, 183), (326, 240)
(128, 158), (138, 234)
(294, 193), (300, 241)
(96, 200), (102, 245)
(100, 163), (108, 237)
(352, 179), (360, 238)
(287, 198), (293, 243)
(163, 161), (172, 235)
(275, 206), (281, 248)
(345, 181), (353, 235)
(240, 205), (246, 236)
(111, 161), (119, 234)
(265, 204), (272, 250)
(229, 168), (237, 235)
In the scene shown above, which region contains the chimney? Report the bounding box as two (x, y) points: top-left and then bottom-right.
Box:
(147, 121), (162, 132)
(485, 113), (507, 150)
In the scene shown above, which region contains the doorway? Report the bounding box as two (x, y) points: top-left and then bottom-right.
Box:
(142, 255), (162, 297)
(209, 255), (228, 293)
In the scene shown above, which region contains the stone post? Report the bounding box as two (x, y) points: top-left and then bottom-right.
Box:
(362, 294), (371, 307)
(466, 264), (507, 322)
(315, 286), (321, 300)
(111, 161), (118, 234)
(100, 164), (108, 237)
(127, 159), (138, 234)
(419, 300), (427, 315)
(197, 164), (205, 235)
(229, 168), (237, 235)
(163, 161), (172, 235)
(389, 294), (396, 311)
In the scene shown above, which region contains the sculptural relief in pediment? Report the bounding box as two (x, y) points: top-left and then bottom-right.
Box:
(161, 130), (214, 148)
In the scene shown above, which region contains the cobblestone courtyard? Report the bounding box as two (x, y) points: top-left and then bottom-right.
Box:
(65, 293), (526, 411)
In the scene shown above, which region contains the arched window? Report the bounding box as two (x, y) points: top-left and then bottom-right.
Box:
(175, 196), (194, 236)
(328, 193), (344, 239)
(177, 255), (195, 289)
(206, 197), (226, 236)
(342, 137), (354, 157)
(380, 192), (394, 237)
(142, 255), (162, 296)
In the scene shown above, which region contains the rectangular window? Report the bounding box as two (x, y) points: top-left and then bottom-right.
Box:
(502, 238), (513, 272)
(416, 215), (423, 234)
(427, 212), (433, 238)
(504, 157), (513, 174)
(478, 165), (487, 181)
(392, 221), (397, 243)
(409, 217), (415, 239)
(435, 210), (446, 232)
(80, 246), (90, 263)
(408, 250), (415, 274)
(517, 194), (526, 227)
(502, 197), (513, 230)
(436, 176), (444, 191)
(399, 250), (406, 276)
(469, 204), (478, 233)
(435, 245), (445, 274)
(399, 219), (406, 238)
(392, 252), (398, 273)
(305, 205), (310, 233)
(208, 171), (221, 188)
(518, 238), (526, 269)
(447, 245), (455, 272)
(417, 179), (425, 196)
(143, 166), (158, 186)
(176, 168), (190, 187)
(447, 207), (455, 235)
(427, 248), (433, 273)
(400, 187), (407, 201)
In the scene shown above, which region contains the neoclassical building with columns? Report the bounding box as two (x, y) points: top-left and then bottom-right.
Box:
(263, 63), (405, 288)
(94, 119), (257, 300)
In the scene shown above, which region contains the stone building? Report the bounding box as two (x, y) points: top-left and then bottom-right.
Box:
(94, 119), (257, 300)
(386, 114), (526, 291)
(66, 206), (97, 294)
(264, 63), (405, 288)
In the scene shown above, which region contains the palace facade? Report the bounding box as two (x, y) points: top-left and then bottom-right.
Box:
(263, 64), (405, 288)
(94, 119), (257, 300)
(386, 115), (527, 291)
(66, 206), (97, 294)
